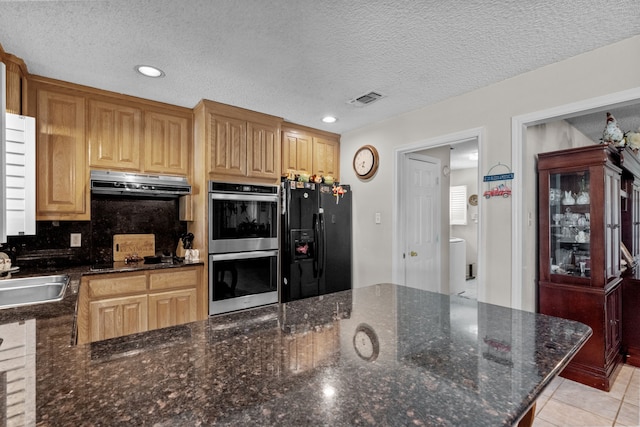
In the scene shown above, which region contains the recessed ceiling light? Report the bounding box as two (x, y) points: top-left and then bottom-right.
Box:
(135, 65), (165, 78)
(322, 116), (337, 123)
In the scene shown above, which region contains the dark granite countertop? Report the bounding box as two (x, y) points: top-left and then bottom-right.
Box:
(0, 283), (591, 426)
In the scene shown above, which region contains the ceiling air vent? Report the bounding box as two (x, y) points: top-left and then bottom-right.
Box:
(348, 91), (385, 107)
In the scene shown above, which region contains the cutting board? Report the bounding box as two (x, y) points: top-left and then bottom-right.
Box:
(113, 234), (155, 261)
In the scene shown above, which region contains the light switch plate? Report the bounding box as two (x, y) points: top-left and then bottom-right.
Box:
(70, 233), (81, 247)
(375, 212), (381, 224)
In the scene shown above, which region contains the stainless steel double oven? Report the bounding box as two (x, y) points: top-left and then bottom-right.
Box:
(208, 182), (279, 315)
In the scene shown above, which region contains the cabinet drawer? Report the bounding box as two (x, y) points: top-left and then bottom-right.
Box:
(149, 268), (198, 291)
(88, 274), (147, 298)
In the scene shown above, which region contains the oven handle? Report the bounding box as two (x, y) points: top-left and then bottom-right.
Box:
(210, 193), (279, 203)
(210, 250), (278, 261)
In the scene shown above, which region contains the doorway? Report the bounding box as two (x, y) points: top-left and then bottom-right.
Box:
(512, 87), (640, 311)
(393, 127), (484, 299)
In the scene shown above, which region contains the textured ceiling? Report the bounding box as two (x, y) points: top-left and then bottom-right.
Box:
(0, 1), (639, 135)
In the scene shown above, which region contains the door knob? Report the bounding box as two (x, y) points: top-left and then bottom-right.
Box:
(410, 251), (418, 257)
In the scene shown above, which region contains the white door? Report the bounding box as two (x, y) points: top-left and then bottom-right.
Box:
(403, 154), (441, 292)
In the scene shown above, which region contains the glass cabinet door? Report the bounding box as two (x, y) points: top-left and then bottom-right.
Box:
(549, 171), (591, 277)
(605, 167), (621, 278)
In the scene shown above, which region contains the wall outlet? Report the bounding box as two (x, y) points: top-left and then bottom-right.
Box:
(70, 233), (81, 248)
(375, 212), (381, 224)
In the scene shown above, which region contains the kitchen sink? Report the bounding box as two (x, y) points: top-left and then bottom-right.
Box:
(0, 275), (69, 309)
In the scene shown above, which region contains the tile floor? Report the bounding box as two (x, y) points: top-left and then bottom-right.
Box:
(532, 364), (640, 426)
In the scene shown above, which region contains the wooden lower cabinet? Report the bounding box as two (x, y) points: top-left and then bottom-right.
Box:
(622, 275), (640, 367)
(89, 295), (148, 342)
(148, 288), (197, 331)
(77, 266), (203, 344)
(538, 280), (622, 391)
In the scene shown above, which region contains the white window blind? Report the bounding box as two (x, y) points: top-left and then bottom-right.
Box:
(5, 113), (36, 236)
(450, 185), (467, 225)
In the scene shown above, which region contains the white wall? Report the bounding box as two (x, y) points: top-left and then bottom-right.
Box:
(341, 35), (640, 308)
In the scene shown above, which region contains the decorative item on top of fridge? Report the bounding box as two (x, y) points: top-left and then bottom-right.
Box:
(332, 184), (347, 204)
(283, 169), (337, 190)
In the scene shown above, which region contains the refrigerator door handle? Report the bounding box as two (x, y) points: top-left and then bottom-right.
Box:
(312, 213), (319, 278)
(318, 211), (325, 278)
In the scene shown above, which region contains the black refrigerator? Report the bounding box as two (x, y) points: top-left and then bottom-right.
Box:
(281, 181), (352, 302)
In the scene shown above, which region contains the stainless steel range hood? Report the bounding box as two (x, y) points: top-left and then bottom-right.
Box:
(90, 170), (191, 197)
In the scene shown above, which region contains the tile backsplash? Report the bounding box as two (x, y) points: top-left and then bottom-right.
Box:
(5, 195), (187, 268)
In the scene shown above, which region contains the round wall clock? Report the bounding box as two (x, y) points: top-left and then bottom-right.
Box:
(353, 145), (379, 180)
(353, 323), (380, 362)
(469, 194), (478, 206)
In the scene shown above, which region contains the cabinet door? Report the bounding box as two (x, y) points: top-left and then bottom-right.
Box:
(148, 288), (197, 330)
(312, 137), (339, 179)
(4, 56), (27, 115)
(547, 170), (592, 280)
(144, 111), (189, 175)
(88, 99), (142, 170)
(605, 167), (621, 279)
(282, 131), (312, 175)
(36, 89), (88, 220)
(632, 182), (640, 260)
(605, 283), (622, 363)
(89, 295), (148, 342)
(209, 114), (247, 176)
(247, 121), (280, 179)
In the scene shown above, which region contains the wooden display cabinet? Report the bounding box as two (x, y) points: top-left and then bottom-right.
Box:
(619, 147), (640, 367)
(538, 144), (623, 391)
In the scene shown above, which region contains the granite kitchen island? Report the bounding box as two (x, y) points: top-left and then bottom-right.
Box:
(1, 283), (590, 426)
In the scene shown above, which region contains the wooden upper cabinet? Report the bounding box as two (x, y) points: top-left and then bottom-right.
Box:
(281, 125), (340, 180)
(282, 131), (313, 175)
(88, 99), (142, 170)
(210, 114), (247, 177)
(313, 136), (340, 179)
(196, 100), (282, 182)
(36, 89), (89, 220)
(247, 121), (280, 179)
(1, 45), (28, 114)
(144, 111), (190, 175)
